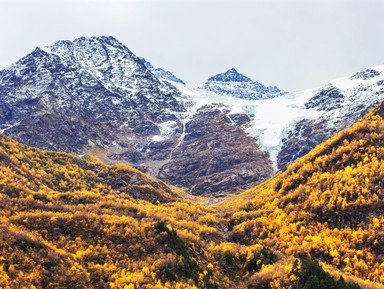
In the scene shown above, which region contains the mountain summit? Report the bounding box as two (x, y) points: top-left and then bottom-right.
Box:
(198, 68), (285, 100)
(208, 68), (252, 82)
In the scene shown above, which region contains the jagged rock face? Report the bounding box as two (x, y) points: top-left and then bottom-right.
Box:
(0, 36), (275, 196)
(350, 68), (381, 80)
(304, 85), (345, 111)
(158, 106), (274, 195)
(198, 68), (285, 100)
(277, 118), (337, 170)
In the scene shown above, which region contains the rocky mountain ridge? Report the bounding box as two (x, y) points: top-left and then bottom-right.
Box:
(0, 36), (187, 170)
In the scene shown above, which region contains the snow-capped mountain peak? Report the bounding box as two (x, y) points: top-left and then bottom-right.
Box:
(197, 68), (285, 100)
(0, 35), (185, 160)
(40, 35), (161, 93)
(207, 68), (252, 82)
(271, 64), (384, 168)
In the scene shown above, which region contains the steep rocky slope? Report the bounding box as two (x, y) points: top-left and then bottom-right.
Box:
(158, 106), (272, 195)
(0, 36), (184, 158)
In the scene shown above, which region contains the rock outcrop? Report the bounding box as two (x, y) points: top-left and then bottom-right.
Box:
(158, 106), (273, 195)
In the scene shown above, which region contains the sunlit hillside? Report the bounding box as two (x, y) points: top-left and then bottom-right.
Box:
(0, 134), (228, 288)
(219, 103), (384, 287)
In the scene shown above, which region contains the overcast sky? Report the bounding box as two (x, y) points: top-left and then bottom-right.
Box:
(1, 0), (384, 91)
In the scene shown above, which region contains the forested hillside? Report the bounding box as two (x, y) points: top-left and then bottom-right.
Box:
(0, 134), (227, 288)
(220, 103), (384, 287)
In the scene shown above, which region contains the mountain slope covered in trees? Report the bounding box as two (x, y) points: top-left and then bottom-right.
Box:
(0, 133), (229, 288)
(219, 102), (384, 287)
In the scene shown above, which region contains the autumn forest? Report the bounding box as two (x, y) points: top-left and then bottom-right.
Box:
(0, 101), (384, 288)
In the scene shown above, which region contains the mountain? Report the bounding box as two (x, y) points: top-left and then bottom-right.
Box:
(197, 68), (285, 100)
(139, 57), (185, 84)
(208, 68), (253, 82)
(219, 102), (384, 286)
(0, 36), (273, 196)
(2, 35), (384, 196)
(1, 35), (383, 288)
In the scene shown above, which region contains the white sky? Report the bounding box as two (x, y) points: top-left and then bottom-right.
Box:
(1, 0), (384, 91)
